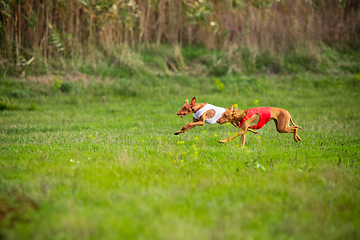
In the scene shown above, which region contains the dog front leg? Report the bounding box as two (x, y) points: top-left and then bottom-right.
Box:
(232, 122), (258, 134)
(219, 117), (254, 143)
(219, 128), (246, 143)
(247, 129), (258, 134)
(174, 121), (204, 135)
(240, 134), (246, 147)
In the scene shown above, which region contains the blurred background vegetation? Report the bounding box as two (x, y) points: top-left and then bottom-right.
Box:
(0, 0), (359, 77)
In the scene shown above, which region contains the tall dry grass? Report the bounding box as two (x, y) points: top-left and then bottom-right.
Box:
(0, 0), (359, 71)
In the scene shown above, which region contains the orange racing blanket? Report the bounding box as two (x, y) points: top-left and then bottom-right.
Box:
(239, 107), (271, 129)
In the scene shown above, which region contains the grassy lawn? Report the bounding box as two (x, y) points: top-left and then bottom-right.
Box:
(0, 74), (359, 239)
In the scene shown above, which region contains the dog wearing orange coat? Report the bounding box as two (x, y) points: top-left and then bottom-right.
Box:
(217, 105), (302, 147)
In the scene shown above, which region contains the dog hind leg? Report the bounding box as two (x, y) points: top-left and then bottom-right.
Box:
(274, 113), (302, 142)
(290, 117), (303, 130)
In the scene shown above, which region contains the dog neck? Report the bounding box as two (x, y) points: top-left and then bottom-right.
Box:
(233, 110), (247, 121)
(193, 103), (207, 113)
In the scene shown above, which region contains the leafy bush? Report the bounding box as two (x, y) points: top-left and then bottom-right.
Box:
(0, 97), (20, 111)
(59, 81), (74, 93)
(9, 89), (29, 98)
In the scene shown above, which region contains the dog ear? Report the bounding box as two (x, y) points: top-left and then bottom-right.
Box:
(229, 105), (233, 110)
(185, 99), (188, 103)
(191, 97), (196, 106)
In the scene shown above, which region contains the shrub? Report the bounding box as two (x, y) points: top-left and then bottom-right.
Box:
(0, 97), (20, 111)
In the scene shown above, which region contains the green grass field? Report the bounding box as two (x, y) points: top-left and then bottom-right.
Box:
(1, 73), (360, 239)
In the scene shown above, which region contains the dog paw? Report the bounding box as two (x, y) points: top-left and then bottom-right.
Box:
(219, 140), (227, 144)
(174, 132), (181, 135)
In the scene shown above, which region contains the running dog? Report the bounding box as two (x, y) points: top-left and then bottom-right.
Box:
(174, 97), (225, 135)
(217, 105), (302, 147)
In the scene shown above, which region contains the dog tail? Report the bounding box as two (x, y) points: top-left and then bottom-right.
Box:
(290, 117), (303, 130)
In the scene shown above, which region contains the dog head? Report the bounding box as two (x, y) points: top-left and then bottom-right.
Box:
(217, 105), (236, 124)
(177, 97), (197, 118)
